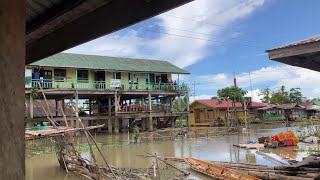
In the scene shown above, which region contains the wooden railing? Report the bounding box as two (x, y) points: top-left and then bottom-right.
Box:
(31, 79), (188, 91)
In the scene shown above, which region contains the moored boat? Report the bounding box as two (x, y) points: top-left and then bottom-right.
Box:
(185, 157), (261, 180)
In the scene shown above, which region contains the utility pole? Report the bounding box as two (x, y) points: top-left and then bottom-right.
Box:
(191, 80), (200, 101)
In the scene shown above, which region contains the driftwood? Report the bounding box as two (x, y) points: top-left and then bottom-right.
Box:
(145, 152), (190, 176)
(28, 83), (120, 180)
(248, 171), (314, 180)
(256, 151), (288, 165)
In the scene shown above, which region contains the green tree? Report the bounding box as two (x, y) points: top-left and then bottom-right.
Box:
(270, 86), (290, 104)
(172, 96), (187, 112)
(217, 86), (247, 103)
(259, 87), (271, 103)
(289, 88), (303, 103)
(217, 86), (247, 127)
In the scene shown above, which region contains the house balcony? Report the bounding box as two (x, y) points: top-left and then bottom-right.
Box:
(30, 79), (188, 92)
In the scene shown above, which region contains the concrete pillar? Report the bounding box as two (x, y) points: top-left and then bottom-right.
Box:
(108, 118), (112, 133)
(0, 1), (25, 178)
(148, 116), (153, 131)
(141, 118), (146, 131)
(114, 118), (119, 133)
(148, 92), (152, 111)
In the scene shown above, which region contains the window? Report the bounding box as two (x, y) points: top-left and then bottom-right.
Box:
(129, 73), (137, 83)
(114, 72), (121, 79)
(54, 69), (66, 80)
(77, 70), (88, 81)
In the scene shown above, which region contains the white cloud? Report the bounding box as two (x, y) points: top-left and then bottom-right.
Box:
(66, 0), (266, 68)
(183, 65), (320, 99)
(246, 89), (262, 102)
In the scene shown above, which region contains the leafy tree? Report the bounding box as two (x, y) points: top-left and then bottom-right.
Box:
(269, 86), (290, 104)
(217, 86), (247, 127)
(172, 96), (187, 112)
(217, 86), (247, 103)
(289, 88), (303, 103)
(270, 92), (290, 104)
(259, 87), (271, 103)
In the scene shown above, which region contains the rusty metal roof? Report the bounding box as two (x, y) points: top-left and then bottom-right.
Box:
(28, 53), (190, 74)
(267, 35), (320, 51)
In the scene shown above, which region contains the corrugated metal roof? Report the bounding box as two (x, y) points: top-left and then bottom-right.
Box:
(191, 99), (266, 109)
(28, 53), (190, 74)
(267, 35), (320, 51)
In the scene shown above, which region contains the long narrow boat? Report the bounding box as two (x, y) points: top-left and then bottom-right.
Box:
(185, 158), (261, 180)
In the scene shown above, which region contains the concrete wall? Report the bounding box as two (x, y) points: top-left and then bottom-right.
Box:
(0, 1), (25, 179)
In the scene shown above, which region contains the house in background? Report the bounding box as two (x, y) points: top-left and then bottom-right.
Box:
(25, 53), (190, 133)
(278, 103), (307, 121)
(189, 99), (265, 126)
(257, 104), (282, 121)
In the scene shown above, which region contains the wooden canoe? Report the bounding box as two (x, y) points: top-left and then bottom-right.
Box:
(185, 158), (261, 180)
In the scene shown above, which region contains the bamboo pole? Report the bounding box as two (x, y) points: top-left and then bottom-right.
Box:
(155, 153), (160, 180)
(146, 152), (190, 176)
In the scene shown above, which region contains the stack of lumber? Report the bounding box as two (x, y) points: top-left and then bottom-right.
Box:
(25, 124), (104, 140)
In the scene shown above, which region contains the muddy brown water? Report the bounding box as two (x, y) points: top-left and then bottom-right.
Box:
(26, 124), (320, 180)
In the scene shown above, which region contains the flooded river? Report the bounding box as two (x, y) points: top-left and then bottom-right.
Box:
(26, 124), (320, 180)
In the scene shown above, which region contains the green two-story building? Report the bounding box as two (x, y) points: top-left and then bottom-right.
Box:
(25, 53), (190, 133)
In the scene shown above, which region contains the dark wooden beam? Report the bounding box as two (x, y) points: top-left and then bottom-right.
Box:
(26, 0), (193, 63)
(267, 41), (320, 60)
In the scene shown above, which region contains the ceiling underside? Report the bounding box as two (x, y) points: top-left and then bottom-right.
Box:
(267, 41), (320, 72)
(26, 0), (193, 64)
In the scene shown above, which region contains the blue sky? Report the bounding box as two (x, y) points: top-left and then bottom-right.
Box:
(67, 0), (320, 101)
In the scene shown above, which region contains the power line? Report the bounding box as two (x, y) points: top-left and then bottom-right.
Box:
(143, 29), (266, 49)
(153, 24), (267, 44)
(163, 14), (241, 31)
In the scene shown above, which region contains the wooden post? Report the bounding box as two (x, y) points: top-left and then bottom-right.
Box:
(141, 118), (146, 131)
(70, 97), (75, 127)
(75, 92), (79, 127)
(171, 117), (175, 128)
(55, 99), (58, 117)
(178, 94), (181, 112)
(114, 92), (118, 114)
(89, 99), (92, 116)
(108, 118), (112, 133)
(244, 99), (247, 129)
(30, 95), (34, 119)
(108, 97), (112, 116)
(186, 92), (191, 127)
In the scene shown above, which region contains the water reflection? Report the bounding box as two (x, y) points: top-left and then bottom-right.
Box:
(26, 125), (319, 180)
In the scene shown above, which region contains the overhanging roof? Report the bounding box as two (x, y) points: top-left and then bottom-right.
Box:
(26, 0), (193, 64)
(266, 35), (320, 72)
(28, 53), (190, 74)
